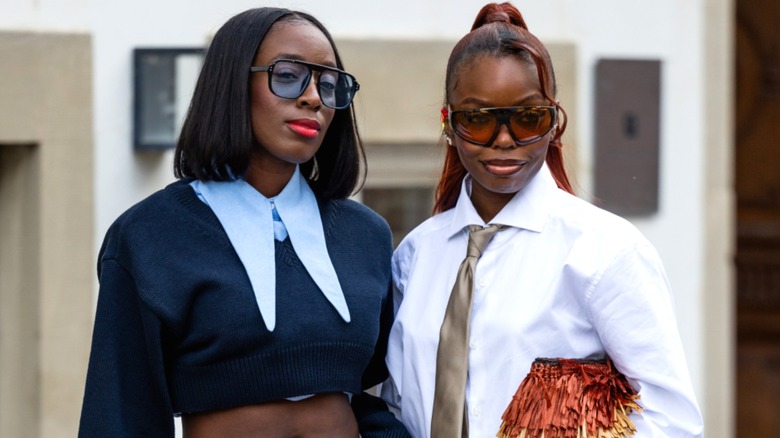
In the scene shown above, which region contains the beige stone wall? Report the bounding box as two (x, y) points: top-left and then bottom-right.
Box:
(703, 0), (736, 434)
(0, 32), (93, 438)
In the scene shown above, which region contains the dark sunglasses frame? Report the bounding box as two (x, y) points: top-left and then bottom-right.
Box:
(250, 59), (359, 110)
(448, 105), (557, 147)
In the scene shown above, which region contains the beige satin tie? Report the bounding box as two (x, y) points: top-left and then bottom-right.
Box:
(431, 224), (504, 438)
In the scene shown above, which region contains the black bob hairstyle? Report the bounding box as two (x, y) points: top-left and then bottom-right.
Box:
(174, 7), (365, 200)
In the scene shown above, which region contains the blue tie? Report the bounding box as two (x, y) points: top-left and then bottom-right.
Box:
(271, 202), (288, 241)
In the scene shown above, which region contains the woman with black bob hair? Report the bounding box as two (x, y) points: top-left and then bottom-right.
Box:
(79, 7), (409, 438)
(174, 8), (361, 198)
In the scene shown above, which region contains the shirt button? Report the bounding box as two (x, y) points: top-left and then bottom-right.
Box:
(479, 277), (488, 287)
(469, 340), (478, 349)
(471, 405), (481, 417)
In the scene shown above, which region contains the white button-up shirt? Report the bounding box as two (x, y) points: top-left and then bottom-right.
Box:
(381, 164), (703, 437)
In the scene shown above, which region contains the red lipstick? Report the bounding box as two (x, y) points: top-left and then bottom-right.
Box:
(287, 119), (321, 138)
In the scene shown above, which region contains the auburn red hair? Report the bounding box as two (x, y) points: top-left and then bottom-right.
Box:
(433, 2), (574, 214)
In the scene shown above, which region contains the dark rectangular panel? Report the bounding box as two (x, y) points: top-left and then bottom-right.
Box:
(593, 59), (661, 216)
(133, 48), (204, 151)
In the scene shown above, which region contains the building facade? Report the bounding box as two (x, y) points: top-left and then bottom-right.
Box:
(0, 0), (736, 436)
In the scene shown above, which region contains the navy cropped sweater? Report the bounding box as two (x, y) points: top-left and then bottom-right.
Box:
(79, 179), (409, 437)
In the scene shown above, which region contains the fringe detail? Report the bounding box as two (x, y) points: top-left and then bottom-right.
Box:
(497, 357), (642, 438)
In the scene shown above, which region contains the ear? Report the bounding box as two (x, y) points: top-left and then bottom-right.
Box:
(441, 107), (454, 145)
(551, 121), (561, 138)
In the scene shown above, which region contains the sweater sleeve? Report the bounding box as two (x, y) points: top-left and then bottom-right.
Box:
(351, 283), (411, 438)
(78, 258), (174, 438)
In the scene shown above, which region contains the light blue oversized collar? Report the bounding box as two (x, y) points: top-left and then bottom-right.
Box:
(190, 166), (350, 331)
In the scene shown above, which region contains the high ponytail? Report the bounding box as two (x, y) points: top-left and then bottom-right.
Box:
(471, 2), (527, 31)
(433, 2), (574, 214)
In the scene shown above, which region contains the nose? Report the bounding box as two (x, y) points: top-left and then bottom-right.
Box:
(491, 123), (516, 149)
(296, 73), (322, 110)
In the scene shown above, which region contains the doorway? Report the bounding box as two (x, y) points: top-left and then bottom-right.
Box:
(735, 0), (780, 435)
(0, 144), (41, 438)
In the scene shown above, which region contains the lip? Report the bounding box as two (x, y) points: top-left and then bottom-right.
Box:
(286, 119), (321, 139)
(482, 159), (528, 176)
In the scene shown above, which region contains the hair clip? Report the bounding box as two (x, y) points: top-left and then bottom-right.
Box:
(440, 107), (449, 132)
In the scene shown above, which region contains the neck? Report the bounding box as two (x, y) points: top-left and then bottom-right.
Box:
(469, 186), (514, 223)
(244, 156), (297, 198)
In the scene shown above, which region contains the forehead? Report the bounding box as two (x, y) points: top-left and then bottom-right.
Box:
(255, 20), (336, 66)
(450, 55), (542, 106)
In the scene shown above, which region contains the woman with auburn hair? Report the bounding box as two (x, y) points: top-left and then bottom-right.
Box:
(381, 3), (703, 437)
(79, 7), (409, 438)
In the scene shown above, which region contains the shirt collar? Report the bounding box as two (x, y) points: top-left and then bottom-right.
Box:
(447, 162), (557, 238)
(189, 166), (350, 332)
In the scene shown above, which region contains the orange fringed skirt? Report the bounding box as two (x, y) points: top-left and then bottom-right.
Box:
(497, 357), (642, 438)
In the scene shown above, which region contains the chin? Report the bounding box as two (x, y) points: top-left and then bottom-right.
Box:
(491, 185), (524, 196)
(480, 176), (526, 193)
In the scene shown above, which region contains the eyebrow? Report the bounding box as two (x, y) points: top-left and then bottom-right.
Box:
(457, 94), (547, 107)
(271, 53), (337, 68)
